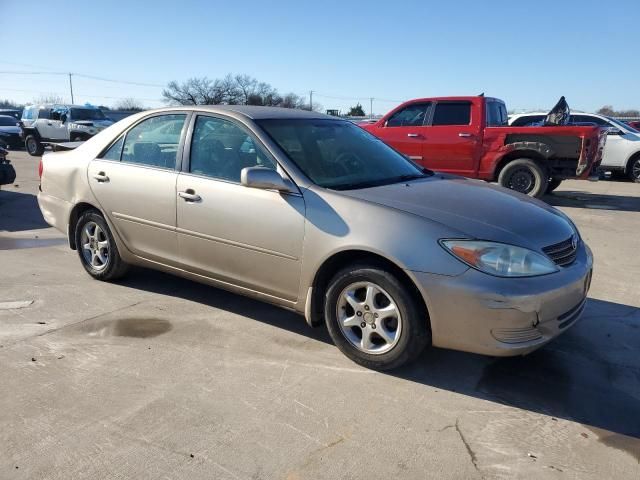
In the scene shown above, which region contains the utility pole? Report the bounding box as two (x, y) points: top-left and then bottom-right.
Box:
(68, 73), (75, 104)
(370, 97), (374, 119)
(309, 90), (313, 111)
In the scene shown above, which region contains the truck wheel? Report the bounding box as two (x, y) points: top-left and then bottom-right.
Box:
(627, 155), (640, 183)
(25, 135), (44, 156)
(546, 178), (563, 193)
(498, 158), (548, 198)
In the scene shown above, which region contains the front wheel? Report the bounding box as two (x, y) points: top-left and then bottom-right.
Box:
(74, 210), (129, 281)
(25, 135), (44, 156)
(324, 264), (430, 370)
(628, 156), (640, 183)
(498, 158), (548, 198)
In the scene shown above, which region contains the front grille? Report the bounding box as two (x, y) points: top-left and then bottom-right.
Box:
(557, 298), (587, 329)
(543, 236), (578, 267)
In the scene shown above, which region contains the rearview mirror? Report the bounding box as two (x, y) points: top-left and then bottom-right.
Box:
(241, 167), (291, 192)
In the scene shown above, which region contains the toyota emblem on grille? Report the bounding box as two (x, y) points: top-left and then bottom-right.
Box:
(571, 234), (578, 250)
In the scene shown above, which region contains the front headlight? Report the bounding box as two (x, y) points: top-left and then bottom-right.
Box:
(440, 240), (559, 277)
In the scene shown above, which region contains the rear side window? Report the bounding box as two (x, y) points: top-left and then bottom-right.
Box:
(121, 114), (186, 169)
(486, 101), (508, 126)
(101, 136), (125, 161)
(386, 103), (431, 127)
(38, 109), (50, 120)
(432, 102), (471, 126)
(571, 115), (609, 126)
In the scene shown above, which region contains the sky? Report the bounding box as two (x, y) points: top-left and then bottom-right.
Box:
(0, 0), (638, 115)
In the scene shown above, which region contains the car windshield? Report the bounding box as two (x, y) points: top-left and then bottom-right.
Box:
(70, 108), (107, 121)
(0, 116), (17, 126)
(257, 119), (431, 190)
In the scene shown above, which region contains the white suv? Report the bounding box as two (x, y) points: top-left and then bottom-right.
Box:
(21, 104), (114, 156)
(509, 112), (640, 182)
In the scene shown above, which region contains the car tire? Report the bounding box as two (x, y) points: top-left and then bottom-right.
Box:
(25, 135), (44, 156)
(324, 263), (430, 371)
(627, 155), (640, 183)
(498, 158), (548, 198)
(546, 178), (563, 193)
(74, 210), (129, 281)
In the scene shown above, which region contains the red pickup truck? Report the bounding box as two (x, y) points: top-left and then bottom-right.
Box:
(361, 96), (605, 197)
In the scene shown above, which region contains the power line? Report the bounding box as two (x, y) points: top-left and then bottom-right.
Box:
(0, 70), (165, 88)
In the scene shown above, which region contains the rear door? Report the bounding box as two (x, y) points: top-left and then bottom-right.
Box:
(87, 113), (188, 265)
(368, 103), (431, 164)
(422, 100), (482, 175)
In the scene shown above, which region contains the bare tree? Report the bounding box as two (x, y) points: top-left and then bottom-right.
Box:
(163, 74), (317, 110)
(33, 94), (65, 105)
(114, 97), (145, 111)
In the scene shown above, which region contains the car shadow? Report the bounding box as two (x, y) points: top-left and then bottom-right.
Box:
(544, 190), (640, 212)
(0, 190), (50, 232)
(119, 268), (640, 441)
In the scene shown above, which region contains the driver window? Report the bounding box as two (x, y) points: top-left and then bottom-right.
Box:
(189, 116), (276, 182)
(386, 103), (431, 127)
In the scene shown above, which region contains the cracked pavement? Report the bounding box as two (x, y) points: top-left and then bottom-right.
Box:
(1, 151), (639, 479)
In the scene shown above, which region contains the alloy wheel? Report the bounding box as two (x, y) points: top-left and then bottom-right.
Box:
(633, 158), (640, 181)
(80, 221), (110, 271)
(26, 138), (37, 155)
(336, 281), (402, 354)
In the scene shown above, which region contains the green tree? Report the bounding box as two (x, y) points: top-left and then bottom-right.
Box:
(347, 103), (366, 116)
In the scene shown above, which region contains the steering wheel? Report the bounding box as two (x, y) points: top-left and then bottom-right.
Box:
(335, 151), (365, 172)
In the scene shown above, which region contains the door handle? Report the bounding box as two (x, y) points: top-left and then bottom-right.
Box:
(407, 133), (421, 138)
(178, 190), (201, 202)
(93, 172), (109, 182)
(458, 133), (473, 137)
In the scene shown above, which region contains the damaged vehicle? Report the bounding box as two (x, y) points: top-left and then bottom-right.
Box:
(362, 95), (606, 197)
(21, 104), (114, 156)
(38, 106), (593, 370)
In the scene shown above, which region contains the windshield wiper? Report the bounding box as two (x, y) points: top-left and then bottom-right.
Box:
(329, 171), (432, 191)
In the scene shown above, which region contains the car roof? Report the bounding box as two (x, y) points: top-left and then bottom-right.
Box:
(146, 105), (331, 120)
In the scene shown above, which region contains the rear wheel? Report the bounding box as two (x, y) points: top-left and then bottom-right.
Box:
(324, 264), (430, 370)
(627, 155), (640, 183)
(546, 178), (563, 193)
(25, 135), (44, 156)
(498, 158), (548, 198)
(74, 210), (129, 281)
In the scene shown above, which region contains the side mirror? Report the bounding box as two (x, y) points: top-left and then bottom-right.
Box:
(241, 167), (291, 192)
(607, 127), (622, 135)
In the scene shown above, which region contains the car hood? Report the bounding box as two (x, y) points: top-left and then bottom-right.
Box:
(338, 175), (575, 250)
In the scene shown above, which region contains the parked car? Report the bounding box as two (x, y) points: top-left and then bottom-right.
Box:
(0, 115), (22, 149)
(510, 112), (640, 182)
(37, 106), (593, 370)
(0, 109), (22, 120)
(361, 96), (605, 197)
(21, 104), (114, 156)
(627, 121), (640, 130)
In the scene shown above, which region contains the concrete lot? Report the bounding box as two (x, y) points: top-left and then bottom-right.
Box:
(1, 149), (639, 479)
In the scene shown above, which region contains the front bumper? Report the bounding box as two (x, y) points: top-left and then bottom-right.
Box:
(411, 243), (593, 356)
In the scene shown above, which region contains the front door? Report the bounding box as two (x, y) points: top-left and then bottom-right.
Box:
(88, 113), (188, 264)
(39, 109), (68, 140)
(176, 114), (305, 301)
(369, 102), (431, 165)
(422, 101), (481, 175)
